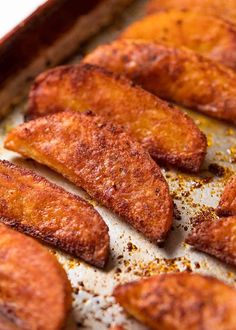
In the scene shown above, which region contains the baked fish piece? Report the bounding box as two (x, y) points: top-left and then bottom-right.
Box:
(84, 40), (236, 124)
(27, 63), (206, 172)
(146, 0), (236, 26)
(186, 216), (236, 266)
(114, 272), (236, 330)
(5, 111), (173, 243)
(0, 160), (109, 268)
(217, 176), (236, 216)
(0, 223), (72, 330)
(121, 10), (236, 70)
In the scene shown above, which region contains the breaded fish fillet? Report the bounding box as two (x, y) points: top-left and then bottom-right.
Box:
(113, 272), (236, 330)
(186, 216), (236, 266)
(84, 40), (236, 124)
(0, 160), (109, 268)
(4, 111), (173, 243)
(147, 0), (236, 26)
(27, 63), (206, 172)
(0, 223), (72, 330)
(217, 176), (236, 216)
(121, 10), (236, 70)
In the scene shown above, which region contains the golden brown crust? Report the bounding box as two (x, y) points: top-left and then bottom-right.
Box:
(84, 39), (236, 124)
(4, 111), (173, 243)
(217, 176), (236, 216)
(113, 272), (236, 330)
(186, 216), (236, 266)
(146, 0), (236, 26)
(109, 326), (125, 330)
(0, 223), (72, 330)
(27, 63), (206, 172)
(0, 160), (109, 268)
(121, 10), (236, 70)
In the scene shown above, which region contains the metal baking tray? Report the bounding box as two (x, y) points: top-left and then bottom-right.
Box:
(1, 0), (236, 329)
(0, 0), (134, 118)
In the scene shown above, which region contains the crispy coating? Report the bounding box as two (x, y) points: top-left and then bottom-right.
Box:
(27, 63), (206, 172)
(147, 0), (236, 26)
(4, 111), (173, 243)
(109, 326), (124, 330)
(217, 176), (236, 216)
(121, 10), (236, 70)
(113, 272), (236, 330)
(84, 40), (236, 124)
(186, 216), (236, 266)
(0, 160), (109, 268)
(0, 223), (72, 330)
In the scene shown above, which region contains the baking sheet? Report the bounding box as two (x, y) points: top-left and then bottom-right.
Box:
(1, 0), (236, 329)
(0, 0), (46, 39)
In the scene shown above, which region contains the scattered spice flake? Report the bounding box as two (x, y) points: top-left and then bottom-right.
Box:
(208, 163), (225, 177)
(171, 191), (182, 200)
(190, 181), (200, 189)
(215, 151), (227, 162)
(182, 191), (190, 197)
(125, 266), (132, 273)
(127, 242), (138, 252)
(207, 134), (213, 147)
(227, 272), (235, 279)
(226, 128), (235, 136)
(139, 257), (193, 276)
(119, 257), (195, 278)
(201, 176), (214, 184)
(67, 257), (80, 269)
(195, 262), (201, 269)
(217, 166), (234, 182)
(73, 287), (79, 295)
(188, 208), (218, 241)
(227, 146), (236, 163)
(173, 203), (182, 221)
(115, 267), (122, 274)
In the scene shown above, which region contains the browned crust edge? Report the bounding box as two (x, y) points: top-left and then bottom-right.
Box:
(28, 63), (207, 173)
(186, 217), (236, 267)
(0, 160), (109, 268)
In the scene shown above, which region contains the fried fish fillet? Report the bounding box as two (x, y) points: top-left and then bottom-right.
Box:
(113, 272), (236, 330)
(0, 160), (109, 268)
(146, 0), (236, 26)
(84, 40), (236, 124)
(186, 216), (236, 266)
(217, 176), (236, 216)
(0, 223), (72, 330)
(4, 111), (173, 243)
(27, 63), (206, 172)
(121, 10), (236, 70)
